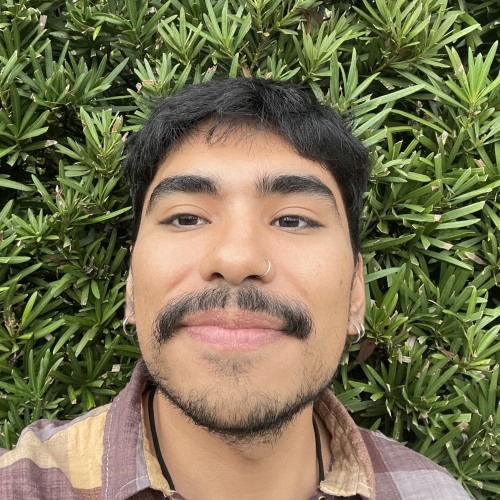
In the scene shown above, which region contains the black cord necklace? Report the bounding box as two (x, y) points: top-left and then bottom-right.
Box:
(148, 385), (325, 492)
(148, 386), (175, 490)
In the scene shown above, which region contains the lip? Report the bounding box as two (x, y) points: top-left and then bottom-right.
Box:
(179, 310), (284, 350)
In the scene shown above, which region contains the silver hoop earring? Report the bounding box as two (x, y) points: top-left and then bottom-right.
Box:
(122, 317), (136, 337)
(353, 323), (365, 343)
(257, 258), (272, 279)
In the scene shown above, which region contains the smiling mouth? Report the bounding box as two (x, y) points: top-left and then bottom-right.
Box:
(179, 309), (284, 350)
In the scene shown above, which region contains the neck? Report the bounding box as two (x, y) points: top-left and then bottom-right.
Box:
(144, 388), (329, 500)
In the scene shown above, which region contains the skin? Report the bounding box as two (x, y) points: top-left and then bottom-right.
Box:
(126, 125), (365, 500)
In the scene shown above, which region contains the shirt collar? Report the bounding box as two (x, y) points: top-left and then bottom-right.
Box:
(315, 391), (375, 498)
(101, 360), (154, 500)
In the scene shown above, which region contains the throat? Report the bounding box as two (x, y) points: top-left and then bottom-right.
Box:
(147, 386), (325, 500)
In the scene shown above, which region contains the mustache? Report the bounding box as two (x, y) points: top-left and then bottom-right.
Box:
(153, 284), (313, 344)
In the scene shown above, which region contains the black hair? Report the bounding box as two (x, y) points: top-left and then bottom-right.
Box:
(123, 77), (369, 255)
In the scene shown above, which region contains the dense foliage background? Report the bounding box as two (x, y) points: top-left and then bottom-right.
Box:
(0, 0), (499, 496)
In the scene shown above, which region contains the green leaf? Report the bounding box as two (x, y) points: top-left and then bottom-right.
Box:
(0, 179), (33, 192)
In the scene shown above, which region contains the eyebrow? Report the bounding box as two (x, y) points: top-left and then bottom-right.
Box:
(258, 174), (339, 215)
(146, 175), (220, 213)
(146, 173), (339, 215)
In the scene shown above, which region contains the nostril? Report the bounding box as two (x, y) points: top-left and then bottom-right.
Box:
(209, 272), (225, 280)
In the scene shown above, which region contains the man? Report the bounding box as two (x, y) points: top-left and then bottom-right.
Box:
(0, 78), (469, 499)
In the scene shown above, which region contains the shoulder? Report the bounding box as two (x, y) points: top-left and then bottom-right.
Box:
(0, 404), (110, 499)
(358, 428), (470, 499)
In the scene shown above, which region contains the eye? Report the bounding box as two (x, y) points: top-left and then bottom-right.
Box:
(161, 214), (208, 228)
(272, 215), (322, 229)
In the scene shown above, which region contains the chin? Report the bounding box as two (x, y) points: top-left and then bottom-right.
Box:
(145, 353), (334, 443)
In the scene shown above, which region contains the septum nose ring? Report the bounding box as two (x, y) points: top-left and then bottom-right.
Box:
(257, 258), (272, 279)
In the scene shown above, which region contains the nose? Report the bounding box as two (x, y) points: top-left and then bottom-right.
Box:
(199, 221), (273, 286)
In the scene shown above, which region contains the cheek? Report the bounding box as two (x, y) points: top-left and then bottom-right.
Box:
(130, 244), (175, 325)
(131, 232), (212, 337)
(283, 241), (354, 309)
(302, 253), (354, 345)
(133, 235), (197, 288)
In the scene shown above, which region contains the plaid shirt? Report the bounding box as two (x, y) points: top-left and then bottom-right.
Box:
(0, 360), (469, 499)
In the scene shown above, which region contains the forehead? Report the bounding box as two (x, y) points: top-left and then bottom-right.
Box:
(148, 124), (342, 195)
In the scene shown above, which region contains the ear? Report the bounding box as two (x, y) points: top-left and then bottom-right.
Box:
(348, 253), (365, 335)
(125, 269), (136, 324)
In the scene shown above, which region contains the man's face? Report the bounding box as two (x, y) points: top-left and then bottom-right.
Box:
(127, 126), (365, 438)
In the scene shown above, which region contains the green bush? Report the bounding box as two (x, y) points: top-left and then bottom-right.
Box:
(0, 0), (498, 497)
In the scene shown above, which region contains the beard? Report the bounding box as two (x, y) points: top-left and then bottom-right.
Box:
(141, 283), (335, 444)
